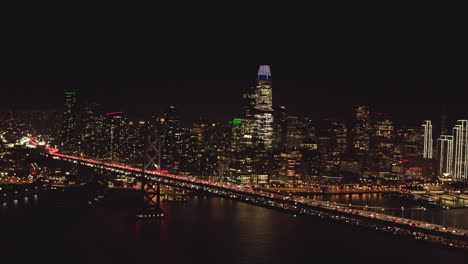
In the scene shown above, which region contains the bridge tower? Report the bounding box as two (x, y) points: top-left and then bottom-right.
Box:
(137, 116), (166, 220)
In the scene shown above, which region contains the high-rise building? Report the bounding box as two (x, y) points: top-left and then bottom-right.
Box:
(273, 106), (287, 150)
(230, 118), (254, 152)
(332, 120), (348, 153)
(286, 115), (302, 149)
(254, 65), (273, 111)
(370, 113), (398, 177)
(271, 151), (303, 185)
(62, 89), (79, 153)
(452, 120), (468, 180)
(353, 105), (370, 151)
(400, 125), (424, 159)
(104, 111), (126, 162)
(80, 102), (105, 158)
(422, 120), (433, 159)
(252, 65), (274, 149)
(437, 135), (453, 177)
(161, 105), (183, 173)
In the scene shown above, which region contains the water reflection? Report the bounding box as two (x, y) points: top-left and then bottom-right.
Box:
(316, 193), (468, 229)
(0, 192), (467, 263)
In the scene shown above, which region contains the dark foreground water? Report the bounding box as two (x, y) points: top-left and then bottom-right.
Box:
(0, 190), (467, 264)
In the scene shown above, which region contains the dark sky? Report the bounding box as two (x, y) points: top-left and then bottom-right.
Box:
(0, 3), (465, 126)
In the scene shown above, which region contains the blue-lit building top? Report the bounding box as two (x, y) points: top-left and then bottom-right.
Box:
(257, 65), (272, 80)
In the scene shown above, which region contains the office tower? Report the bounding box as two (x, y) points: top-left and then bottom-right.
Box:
(452, 120), (468, 180)
(271, 151), (303, 185)
(422, 120), (433, 159)
(80, 102), (105, 158)
(273, 106), (287, 150)
(353, 105), (370, 151)
(230, 118), (252, 152)
(332, 120), (348, 153)
(374, 116), (394, 139)
(401, 125), (424, 159)
(252, 65), (274, 149)
(62, 89), (79, 152)
(161, 105), (183, 173)
(105, 111), (126, 162)
(286, 115), (300, 149)
(437, 135), (453, 177)
(370, 113), (397, 176)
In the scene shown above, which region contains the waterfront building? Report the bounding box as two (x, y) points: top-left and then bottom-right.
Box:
(422, 120), (433, 159)
(437, 135), (453, 178)
(452, 120), (468, 180)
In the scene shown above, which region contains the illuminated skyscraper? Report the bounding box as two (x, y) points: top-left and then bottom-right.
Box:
(452, 120), (468, 180)
(437, 135), (453, 177)
(253, 65), (274, 149)
(80, 102), (105, 158)
(62, 89), (78, 152)
(254, 65), (273, 111)
(105, 111), (126, 161)
(422, 120), (433, 159)
(353, 105), (370, 151)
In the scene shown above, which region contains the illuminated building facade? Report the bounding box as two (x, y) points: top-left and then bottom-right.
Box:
(105, 111), (126, 162)
(370, 113), (399, 177)
(401, 126), (424, 159)
(62, 89), (79, 152)
(271, 151), (303, 185)
(437, 135), (453, 177)
(422, 120), (433, 158)
(353, 105), (370, 151)
(452, 120), (468, 180)
(286, 115), (302, 149)
(80, 102), (105, 159)
(252, 65), (274, 149)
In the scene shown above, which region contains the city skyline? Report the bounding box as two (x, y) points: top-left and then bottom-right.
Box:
(1, 5), (467, 263)
(1, 62), (467, 128)
(4, 64), (468, 182)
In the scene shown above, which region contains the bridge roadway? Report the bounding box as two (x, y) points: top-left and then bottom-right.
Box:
(40, 147), (468, 248)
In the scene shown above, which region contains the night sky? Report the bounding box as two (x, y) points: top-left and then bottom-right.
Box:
(1, 3), (464, 126)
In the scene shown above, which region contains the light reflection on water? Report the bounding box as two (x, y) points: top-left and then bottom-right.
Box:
(2, 192), (468, 229)
(315, 193), (468, 229)
(0, 192), (467, 263)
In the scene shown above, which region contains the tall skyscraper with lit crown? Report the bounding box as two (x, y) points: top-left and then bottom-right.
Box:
(253, 65), (274, 149)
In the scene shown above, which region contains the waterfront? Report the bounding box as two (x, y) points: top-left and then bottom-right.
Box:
(316, 193), (468, 229)
(0, 190), (467, 264)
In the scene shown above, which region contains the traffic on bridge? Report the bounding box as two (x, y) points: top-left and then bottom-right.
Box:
(30, 137), (467, 249)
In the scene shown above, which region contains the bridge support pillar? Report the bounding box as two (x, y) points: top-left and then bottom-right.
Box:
(137, 181), (164, 221)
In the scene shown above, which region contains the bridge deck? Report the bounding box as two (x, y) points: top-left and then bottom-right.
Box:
(42, 148), (468, 242)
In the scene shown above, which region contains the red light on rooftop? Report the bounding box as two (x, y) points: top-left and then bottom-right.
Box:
(403, 159), (409, 162)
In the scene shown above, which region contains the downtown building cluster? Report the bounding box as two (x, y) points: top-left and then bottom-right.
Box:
(7, 66), (467, 186)
(0, 110), (58, 178)
(436, 120), (468, 181)
(56, 66), (438, 187)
